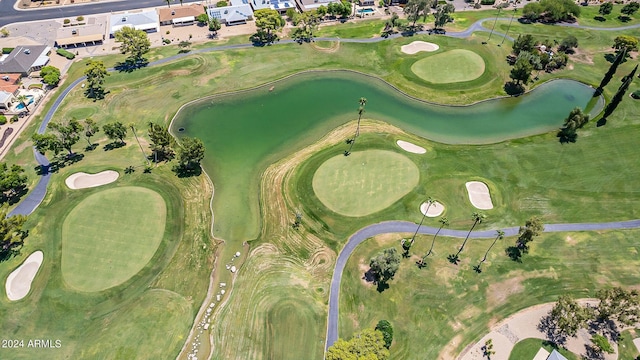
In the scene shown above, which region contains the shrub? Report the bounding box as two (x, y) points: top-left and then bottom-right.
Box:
(480, 0), (495, 4)
(56, 48), (75, 59)
(2, 47), (14, 54)
(163, 38), (171, 44)
(28, 83), (43, 90)
(10, 115), (18, 123)
(632, 90), (640, 99)
(63, 18), (70, 24)
(0, 115), (6, 125)
(166, 30), (170, 34)
(216, 0), (228, 6)
(76, 16), (84, 21)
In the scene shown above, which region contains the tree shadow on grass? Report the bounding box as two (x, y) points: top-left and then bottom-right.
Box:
(172, 164), (202, 178)
(103, 141), (125, 151)
(593, 16), (606, 22)
(0, 242), (23, 263)
(35, 153), (84, 175)
(504, 81), (525, 96)
(363, 268), (390, 293)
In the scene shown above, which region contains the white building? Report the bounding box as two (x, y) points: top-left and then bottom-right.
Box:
(110, 10), (159, 36)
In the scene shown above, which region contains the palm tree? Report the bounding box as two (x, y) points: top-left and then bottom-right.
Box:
(499, 9), (517, 47)
(165, 0), (171, 7)
(128, 123), (150, 165)
(16, 94), (30, 113)
(404, 197), (433, 258)
(486, 7), (502, 43)
(450, 212), (486, 264)
(355, 97), (367, 137)
(426, 216), (448, 257)
(474, 230), (504, 273)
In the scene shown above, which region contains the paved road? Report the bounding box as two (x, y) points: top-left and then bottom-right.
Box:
(324, 219), (640, 351)
(0, 0), (203, 27)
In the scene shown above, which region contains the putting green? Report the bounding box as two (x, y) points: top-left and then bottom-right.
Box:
(61, 186), (167, 292)
(411, 49), (485, 84)
(312, 150), (419, 217)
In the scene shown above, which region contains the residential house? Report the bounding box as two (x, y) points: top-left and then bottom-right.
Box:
(547, 350), (568, 360)
(110, 10), (159, 36)
(295, 0), (339, 12)
(207, 1), (254, 26)
(0, 46), (51, 76)
(56, 18), (106, 48)
(250, 0), (296, 14)
(358, 0), (375, 5)
(158, 4), (205, 26)
(0, 74), (22, 111)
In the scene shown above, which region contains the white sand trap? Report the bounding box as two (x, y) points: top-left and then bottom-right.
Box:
(465, 181), (494, 210)
(397, 140), (426, 154)
(420, 201), (444, 217)
(401, 41), (440, 55)
(65, 170), (119, 189)
(5, 251), (43, 301)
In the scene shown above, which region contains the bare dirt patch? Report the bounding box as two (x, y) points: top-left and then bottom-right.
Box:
(487, 276), (525, 308)
(312, 41), (341, 53)
(169, 69), (192, 76)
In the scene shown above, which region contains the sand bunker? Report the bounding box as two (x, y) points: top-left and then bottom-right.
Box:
(420, 201), (444, 217)
(465, 181), (494, 210)
(397, 140), (426, 154)
(401, 41), (440, 55)
(5, 251), (43, 301)
(66, 170), (119, 189)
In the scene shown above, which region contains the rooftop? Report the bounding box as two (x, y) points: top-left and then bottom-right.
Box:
(56, 22), (106, 46)
(110, 10), (159, 34)
(158, 4), (205, 23)
(0, 45), (50, 75)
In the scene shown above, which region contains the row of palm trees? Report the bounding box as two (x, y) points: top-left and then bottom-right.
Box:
(408, 197), (503, 273)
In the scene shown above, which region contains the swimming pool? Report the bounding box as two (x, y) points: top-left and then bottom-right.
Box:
(358, 8), (375, 13)
(16, 95), (34, 110)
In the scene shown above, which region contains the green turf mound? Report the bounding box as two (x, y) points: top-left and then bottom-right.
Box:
(312, 150), (419, 217)
(411, 49), (485, 84)
(61, 186), (167, 292)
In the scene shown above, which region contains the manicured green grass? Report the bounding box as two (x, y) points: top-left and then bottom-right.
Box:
(312, 150), (419, 217)
(61, 186), (166, 292)
(410, 49), (485, 83)
(509, 338), (579, 360)
(575, 4), (640, 28)
(315, 19), (385, 38)
(619, 329), (640, 360)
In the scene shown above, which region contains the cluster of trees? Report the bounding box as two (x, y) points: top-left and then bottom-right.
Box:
(506, 34), (574, 94)
(196, 12), (222, 33)
(0, 162), (27, 204)
(31, 118), (205, 174)
(505, 216), (544, 261)
(402, 0), (454, 30)
(546, 287), (640, 355)
(326, 321), (393, 359)
(84, 60), (109, 100)
(0, 205), (27, 262)
(40, 65), (61, 87)
(599, 1), (639, 21)
(368, 247), (401, 291)
(557, 107), (589, 143)
(251, 9), (286, 45)
(114, 26), (151, 68)
(289, 9), (323, 42)
(522, 0), (581, 23)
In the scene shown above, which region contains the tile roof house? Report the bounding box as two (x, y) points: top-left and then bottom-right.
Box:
(0, 45), (51, 76)
(110, 10), (159, 36)
(56, 18), (106, 48)
(158, 4), (205, 26)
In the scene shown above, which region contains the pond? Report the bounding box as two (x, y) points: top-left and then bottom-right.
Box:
(171, 71), (603, 243)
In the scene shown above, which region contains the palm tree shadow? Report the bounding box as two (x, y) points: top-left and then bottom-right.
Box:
(447, 254), (460, 265)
